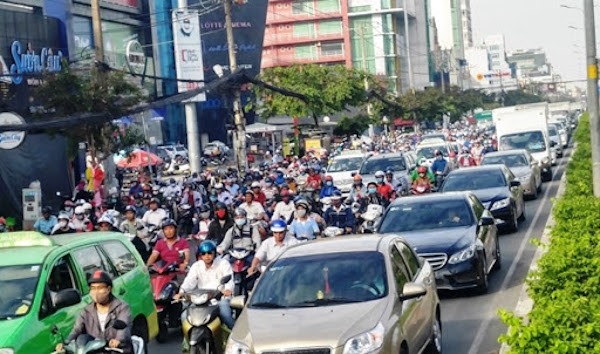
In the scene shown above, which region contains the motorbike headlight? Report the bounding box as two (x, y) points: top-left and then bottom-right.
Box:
(225, 339), (251, 354)
(516, 174), (531, 182)
(448, 244), (476, 264)
(190, 293), (209, 305)
(490, 198), (510, 211)
(541, 157), (550, 165)
(0, 348), (15, 354)
(343, 322), (384, 354)
(158, 283), (174, 302)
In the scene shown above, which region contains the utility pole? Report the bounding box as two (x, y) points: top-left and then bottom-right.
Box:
(91, 0), (104, 62)
(358, 25), (375, 137)
(584, 0), (600, 196)
(224, 0), (247, 173)
(177, 0), (202, 174)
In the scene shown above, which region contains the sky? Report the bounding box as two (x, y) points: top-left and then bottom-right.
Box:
(470, 0), (592, 87)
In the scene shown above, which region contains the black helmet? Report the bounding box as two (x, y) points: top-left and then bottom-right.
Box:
(161, 218), (177, 229)
(150, 197), (160, 205)
(124, 205), (137, 214)
(88, 270), (113, 287)
(215, 202), (227, 210)
(42, 206), (52, 214)
(199, 204), (211, 213)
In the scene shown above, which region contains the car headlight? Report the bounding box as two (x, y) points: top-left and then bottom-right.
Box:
(448, 244), (476, 264)
(225, 339), (251, 354)
(343, 322), (385, 354)
(490, 198), (510, 211)
(0, 349), (15, 354)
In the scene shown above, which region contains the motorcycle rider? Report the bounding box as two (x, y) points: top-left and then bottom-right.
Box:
(349, 174), (367, 201)
(71, 206), (93, 232)
(458, 147), (477, 168)
(55, 270), (133, 354)
(175, 240), (235, 329)
(97, 215), (119, 232)
(272, 189), (295, 223)
(361, 182), (388, 208)
(120, 205), (150, 262)
(206, 202), (234, 246)
(239, 190), (268, 222)
(288, 199), (320, 240)
(163, 178), (182, 199)
(51, 212), (76, 235)
(262, 177), (278, 201)
(34, 206), (57, 235)
(142, 198), (168, 230)
(248, 220), (300, 275)
(217, 208), (262, 255)
(250, 182), (267, 205)
(412, 166), (433, 192)
(179, 183), (202, 209)
(146, 219), (190, 273)
(194, 204), (213, 242)
(215, 183), (233, 206)
(374, 170), (393, 200)
(430, 150), (450, 187)
(323, 191), (356, 234)
(319, 176), (340, 198)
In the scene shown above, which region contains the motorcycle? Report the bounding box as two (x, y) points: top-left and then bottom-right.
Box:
(228, 248), (254, 298)
(51, 320), (144, 354)
(178, 275), (232, 354)
(149, 261), (183, 343)
(360, 204), (384, 234)
(177, 204), (196, 237)
(323, 226), (344, 238)
(411, 182), (432, 195)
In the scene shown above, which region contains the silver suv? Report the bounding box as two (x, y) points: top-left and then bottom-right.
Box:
(358, 152), (412, 195)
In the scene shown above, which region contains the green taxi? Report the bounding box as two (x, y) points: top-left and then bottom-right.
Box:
(0, 231), (158, 354)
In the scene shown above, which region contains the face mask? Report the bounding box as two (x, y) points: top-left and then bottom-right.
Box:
(376, 177), (384, 183)
(200, 212), (210, 219)
(209, 196), (218, 202)
(296, 209), (307, 218)
(235, 219), (246, 227)
(59, 220), (68, 228)
(65, 207), (72, 212)
(216, 210), (227, 219)
(76, 214), (84, 220)
(368, 188), (377, 194)
(326, 181), (333, 187)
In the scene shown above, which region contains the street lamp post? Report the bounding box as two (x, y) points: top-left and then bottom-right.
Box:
(382, 116), (389, 135)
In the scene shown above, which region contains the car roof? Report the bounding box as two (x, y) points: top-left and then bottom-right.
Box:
(0, 231), (129, 267)
(280, 235), (399, 258)
(483, 150), (529, 157)
(364, 152), (405, 161)
(389, 191), (471, 205)
(447, 165), (505, 175)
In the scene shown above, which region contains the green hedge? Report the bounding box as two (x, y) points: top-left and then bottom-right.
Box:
(499, 114), (600, 353)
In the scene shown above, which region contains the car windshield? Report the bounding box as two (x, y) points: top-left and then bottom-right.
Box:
(482, 154), (528, 168)
(248, 252), (387, 308)
(499, 131), (546, 153)
(359, 157), (406, 174)
(548, 126), (558, 137)
(328, 157), (364, 173)
(417, 146), (449, 160)
(0, 264), (41, 320)
(379, 199), (474, 232)
(442, 170), (507, 191)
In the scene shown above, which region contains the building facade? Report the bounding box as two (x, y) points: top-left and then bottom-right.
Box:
(507, 48), (554, 84)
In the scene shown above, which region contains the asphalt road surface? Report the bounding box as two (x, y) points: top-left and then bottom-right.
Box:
(148, 149), (570, 354)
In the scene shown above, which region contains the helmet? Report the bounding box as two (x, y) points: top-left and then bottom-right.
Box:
(325, 175), (333, 182)
(199, 204), (211, 213)
(265, 177), (273, 183)
(214, 182), (224, 189)
(161, 218), (177, 229)
(374, 170), (385, 178)
(434, 149), (442, 156)
(57, 212), (70, 221)
(234, 208), (247, 218)
(198, 240), (217, 255)
(417, 166), (427, 174)
(295, 199), (309, 210)
(251, 181), (261, 188)
(385, 166), (394, 175)
(245, 190), (255, 197)
(353, 174), (362, 181)
(124, 205), (137, 214)
(88, 270), (113, 287)
(83, 203), (93, 211)
(215, 202), (227, 210)
(271, 219), (287, 233)
(97, 215), (113, 225)
(42, 206), (52, 214)
(330, 190), (343, 200)
(74, 206), (84, 215)
(150, 197), (160, 205)
(64, 200), (75, 207)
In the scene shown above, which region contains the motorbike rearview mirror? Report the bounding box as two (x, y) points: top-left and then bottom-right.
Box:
(221, 275), (232, 284)
(112, 319), (128, 330)
(510, 180), (521, 188)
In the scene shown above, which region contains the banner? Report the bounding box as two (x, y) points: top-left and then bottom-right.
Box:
(172, 9), (205, 102)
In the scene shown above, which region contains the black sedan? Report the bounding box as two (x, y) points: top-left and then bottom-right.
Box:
(378, 192), (500, 293)
(440, 165), (526, 232)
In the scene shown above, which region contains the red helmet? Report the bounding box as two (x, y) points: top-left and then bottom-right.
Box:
(325, 175), (333, 182)
(417, 166), (427, 174)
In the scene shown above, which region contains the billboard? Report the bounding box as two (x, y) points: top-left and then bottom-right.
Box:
(172, 8), (206, 102)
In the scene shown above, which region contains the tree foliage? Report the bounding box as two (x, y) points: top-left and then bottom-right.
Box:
(252, 64), (378, 126)
(333, 114), (374, 137)
(35, 64), (146, 159)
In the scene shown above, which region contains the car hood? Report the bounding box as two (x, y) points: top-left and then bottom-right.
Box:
(470, 187), (510, 203)
(397, 226), (475, 254)
(234, 299), (388, 351)
(511, 166), (532, 178)
(327, 171), (357, 184)
(0, 316), (25, 346)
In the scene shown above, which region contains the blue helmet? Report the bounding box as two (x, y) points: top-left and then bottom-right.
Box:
(198, 240), (217, 255)
(271, 219), (287, 233)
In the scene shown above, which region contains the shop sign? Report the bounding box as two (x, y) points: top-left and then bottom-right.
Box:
(125, 40), (146, 75)
(0, 112), (26, 150)
(0, 41), (63, 85)
(172, 8), (205, 102)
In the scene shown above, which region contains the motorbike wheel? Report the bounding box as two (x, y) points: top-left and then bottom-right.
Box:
(190, 335), (215, 354)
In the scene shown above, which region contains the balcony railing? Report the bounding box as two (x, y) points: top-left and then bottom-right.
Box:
(263, 32), (344, 46)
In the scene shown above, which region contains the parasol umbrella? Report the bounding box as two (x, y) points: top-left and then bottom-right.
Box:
(117, 150), (163, 169)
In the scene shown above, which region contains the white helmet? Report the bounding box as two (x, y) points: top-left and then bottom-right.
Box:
(74, 206), (85, 215)
(82, 203), (93, 211)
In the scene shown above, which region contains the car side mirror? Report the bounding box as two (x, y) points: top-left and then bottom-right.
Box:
(230, 295), (246, 309)
(54, 289), (81, 309)
(479, 216), (495, 226)
(399, 282), (427, 301)
(510, 180), (521, 188)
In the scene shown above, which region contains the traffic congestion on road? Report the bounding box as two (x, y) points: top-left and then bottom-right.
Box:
(0, 102), (582, 354)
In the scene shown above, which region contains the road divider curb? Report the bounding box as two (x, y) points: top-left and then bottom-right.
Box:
(499, 151), (570, 354)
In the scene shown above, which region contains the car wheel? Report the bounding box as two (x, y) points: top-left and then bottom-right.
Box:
(477, 256), (489, 294)
(542, 170), (552, 182)
(493, 236), (502, 271)
(425, 312), (442, 354)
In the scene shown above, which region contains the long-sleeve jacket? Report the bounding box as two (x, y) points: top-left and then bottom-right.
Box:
(324, 204), (356, 231)
(217, 222), (262, 253)
(206, 219), (234, 246)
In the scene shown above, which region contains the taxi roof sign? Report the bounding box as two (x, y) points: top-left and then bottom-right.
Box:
(0, 232), (54, 249)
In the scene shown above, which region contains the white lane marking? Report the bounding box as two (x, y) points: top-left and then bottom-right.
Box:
(467, 162), (563, 354)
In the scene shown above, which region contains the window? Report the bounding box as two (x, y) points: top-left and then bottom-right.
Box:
(396, 242), (420, 278)
(102, 241), (138, 276)
(318, 20), (342, 35)
(293, 23), (315, 38)
(317, 0), (340, 13)
(295, 44), (316, 59)
(47, 257), (77, 293)
(72, 246), (115, 290)
(320, 42), (343, 56)
(292, 0), (314, 15)
(390, 247), (410, 294)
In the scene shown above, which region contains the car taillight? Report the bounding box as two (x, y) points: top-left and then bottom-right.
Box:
(232, 260), (245, 272)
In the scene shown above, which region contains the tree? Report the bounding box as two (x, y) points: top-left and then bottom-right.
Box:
(333, 114), (373, 137)
(252, 64), (376, 126)
(35, 63), (146, 161)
